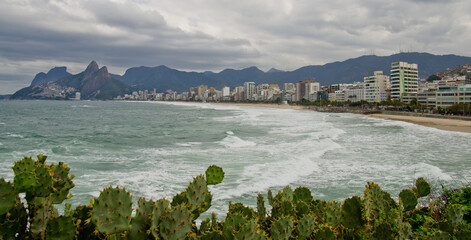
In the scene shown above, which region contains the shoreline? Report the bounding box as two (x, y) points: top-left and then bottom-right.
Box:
(204, 102), (471, 134)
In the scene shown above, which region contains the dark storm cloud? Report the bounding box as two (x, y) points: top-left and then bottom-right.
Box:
(0, 0), (470, 94)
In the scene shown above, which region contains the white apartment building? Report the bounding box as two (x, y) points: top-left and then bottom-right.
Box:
(244, 82), (256, 100)
(345, 82), (365, 102)
(222, 86), (230, 97)
(390, 61), (418, 101)
(364, 71), (390, 103)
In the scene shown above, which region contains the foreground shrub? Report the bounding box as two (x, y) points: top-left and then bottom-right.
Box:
(0, 155), (470, 239)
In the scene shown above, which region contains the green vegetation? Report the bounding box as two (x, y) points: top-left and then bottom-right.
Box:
(1, 155), (470, 239)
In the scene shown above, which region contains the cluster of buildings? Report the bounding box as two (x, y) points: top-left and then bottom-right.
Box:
(117, 62), (471, 109)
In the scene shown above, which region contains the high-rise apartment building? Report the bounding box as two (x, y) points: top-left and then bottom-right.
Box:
(295, 79), (319, 101)
(244, 82), (256, 100)
(390, 62), (418, 101)
(364, 71), (390, 103)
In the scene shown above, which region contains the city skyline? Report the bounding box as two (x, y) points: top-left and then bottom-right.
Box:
(1, 0), (471, 94)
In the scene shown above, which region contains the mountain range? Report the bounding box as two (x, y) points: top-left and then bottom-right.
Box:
(11, 52), (471, 100)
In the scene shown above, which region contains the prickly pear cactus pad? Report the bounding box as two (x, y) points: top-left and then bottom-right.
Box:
(0, 178), (18, 215)
(256, 194), (266, 219)
(399, 189), (418, 211)
(12, 156), (38, 193)
(127, 197), (154, 239)
(293, 187), (313, 203)
(341, 196), (363, 229)
(297, 215), (315, 240)
(51, 162), (75, 204)
(91, 186), (133, 235)
(415, 177), (431, 198)
(270, 217), (293, 240)
(29, 165), (54, 198)
(205, 165), (224, 185)
(159, 204), (192, 240)
(185, 175), (212, 217)
(46, 216), (77, 240)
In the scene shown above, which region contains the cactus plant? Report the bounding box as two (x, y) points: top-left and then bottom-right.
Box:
(234, 220), (258, 240)
(159, 204), (193, 240)
(206, 165), (224, 185)
(372, 222), (394, 240)
(201, 231), (225, 239)
(29, 200), (56, 238)
(12, 156), (38, 193)
(341, 196), (363, 229)
(185, 175), (212, 218)
(91, 186), (133, 235)
(326, 201), (342, 226)
(445, 204), (464, 227)
(257, 194), (266, 219)
(0, 178), (18, 215)
(399, 189), (418, 211)
(272, 200), (295, 219)
(126, 197), (154, 239)
(151, 198), (170, 238)
(270, 216), (293, 240)
(295, 200), (310, 218)
(223, 213), (247, 240)
(363, 182), (398, 224)
(415, 177), (431, 198)
(428, 230), (452, 239)
(297, 214), (315, 240)
(280, 186), (294, 202)
(45, 216), (77, 240)
(293, 187), (313, 203)
(29, 164), (54, 198)
(73, 205), (103, 240)
(51, 162), (75, 204)
(0, 200), (27, 239)
(314, 225), (335, 240)
(229, 202), (256, 220)
(397, 222), (412, 240)
(267, 190), (274, 206)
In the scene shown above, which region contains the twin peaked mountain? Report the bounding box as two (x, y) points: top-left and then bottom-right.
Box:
(12, 61), (131, 100)
(11, 52), (471, 100)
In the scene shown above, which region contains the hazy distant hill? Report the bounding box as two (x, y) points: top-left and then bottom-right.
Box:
(30, 66), (71, 86)
(12, 61), (131, 100)
(118, 52), (471, 91)
(121, 65), (222, 92)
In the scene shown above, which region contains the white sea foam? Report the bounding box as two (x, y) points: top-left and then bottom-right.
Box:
(7, 133), (24, 138)
(175, 142), (202, 147)
(219, 135), (257, 148)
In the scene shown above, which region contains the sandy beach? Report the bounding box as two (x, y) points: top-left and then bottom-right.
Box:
(367, 114), (471, 133)
(209, 102), (471, 133)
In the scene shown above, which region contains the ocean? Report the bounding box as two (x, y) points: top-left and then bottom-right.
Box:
(0, 100), (470, 217)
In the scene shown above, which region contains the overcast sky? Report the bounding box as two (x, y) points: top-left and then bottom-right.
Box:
(1, 0), (470, 94)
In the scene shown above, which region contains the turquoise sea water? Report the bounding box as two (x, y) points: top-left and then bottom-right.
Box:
(0, 100), (470, 217)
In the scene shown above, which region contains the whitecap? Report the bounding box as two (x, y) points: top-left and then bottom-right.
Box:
(175, 142), (202, 147)
(218, 135), (256, 148)
(7, 133), (24, 138)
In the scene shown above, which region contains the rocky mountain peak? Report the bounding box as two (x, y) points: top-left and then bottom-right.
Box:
(84, 61), (99, 79)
